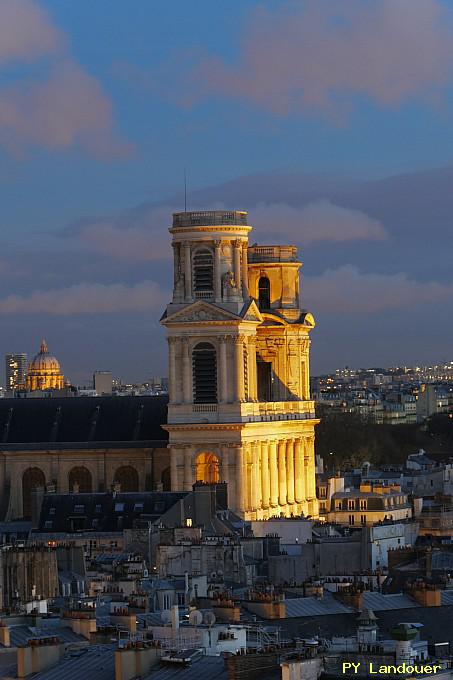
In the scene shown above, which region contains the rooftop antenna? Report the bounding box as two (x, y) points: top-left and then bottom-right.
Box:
(184, 168), (187, 212)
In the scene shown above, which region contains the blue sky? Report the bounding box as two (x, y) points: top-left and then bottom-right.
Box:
(1, 0), (453, 384)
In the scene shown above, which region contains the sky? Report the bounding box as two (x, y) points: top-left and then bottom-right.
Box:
(1, 0), (453, 384)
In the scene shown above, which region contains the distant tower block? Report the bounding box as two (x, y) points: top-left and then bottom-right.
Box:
(161, 210), (319, 519)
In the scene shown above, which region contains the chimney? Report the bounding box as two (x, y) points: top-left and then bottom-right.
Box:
(17, 637), (61, 678)
(115, 644), (160, 680)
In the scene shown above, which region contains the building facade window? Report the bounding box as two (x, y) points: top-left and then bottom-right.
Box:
(349, 514), (355, 525)
(22, 467), (46, 519)
(193, 248), (214, 295)
(258, 276), (271, 310)
(195, 452), (220, 483)
(69, 466), (92, 493)
(192, 342), (217, 403)
(114, 466), (139, 492)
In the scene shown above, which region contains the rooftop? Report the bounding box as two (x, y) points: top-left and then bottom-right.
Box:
(172, 210), (248, 228)
(248, 244), (299, 263)
(0, 395), (169, 448)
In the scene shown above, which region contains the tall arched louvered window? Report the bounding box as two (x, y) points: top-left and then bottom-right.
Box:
(192, 342), (217, 403)
(193, 248), (214, 296)
(258, 276), (271, 310)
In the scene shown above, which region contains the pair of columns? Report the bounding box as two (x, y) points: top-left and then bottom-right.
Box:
(174, 239), (249, 302)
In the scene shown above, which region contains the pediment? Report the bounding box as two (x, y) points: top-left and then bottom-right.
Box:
(241, 299), (264, 324)
(162, 301), (241, 325)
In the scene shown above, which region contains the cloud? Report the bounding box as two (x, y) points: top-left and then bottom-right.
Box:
(0, 281), (168, 315)
(0, 2), (131, 158)
(0, 61), (132, 158)
(179, 0), (453, 116)
(0, 0), (63, 65)
(75, 198), (384, 263)
(250, 201), (387, 244)
(303, 265), (453, 313)
(75, 204), (177, 261)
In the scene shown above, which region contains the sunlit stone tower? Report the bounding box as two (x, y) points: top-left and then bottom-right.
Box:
(161, 210), (318, 519)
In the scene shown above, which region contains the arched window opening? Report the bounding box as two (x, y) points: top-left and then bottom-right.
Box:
(258, 276), (271, 310)
(69, 466), (92, 493)
(114, 466), (139, 492)
(193, 248), (214, 296)
(161, 467), (171, 491)
(193, 342), (217, 403)
(195, 453), (220, 483)
(22, 467), (45, 519)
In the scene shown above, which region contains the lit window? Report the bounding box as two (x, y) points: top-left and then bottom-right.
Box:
(186, 518), (193, 527)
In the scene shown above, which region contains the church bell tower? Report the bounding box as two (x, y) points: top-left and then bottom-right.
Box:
(161, 210), (318, 519)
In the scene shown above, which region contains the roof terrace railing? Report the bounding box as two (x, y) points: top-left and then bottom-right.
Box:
(248, 245), (298, 263)
(172, 210), (248, 228)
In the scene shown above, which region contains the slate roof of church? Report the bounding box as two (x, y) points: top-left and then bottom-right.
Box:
(0, 396), (169, 449)
(36, 491), (187, 532)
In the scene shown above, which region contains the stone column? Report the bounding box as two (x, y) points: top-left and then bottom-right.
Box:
(244, 443), (252, 511)
(214, 240), (222, 302)
(224, 444), (237, 507)
(241, 243), (249, 299)
(234, 335), (245, 402)
(183, 447), (194, 491)
(168, 337), (177, 404)
(251, 441), (261, 511)
(278, 440), (287, 507)
(183, 241), (192, 301)
(301, 339), (310, 399)
(235, 445), (246, 514)
(219, 335), (228, 403)
(233, 240), (242, 292)
(182, 338), (192, 403)
(294, 438), (305, 504)
(286, 439), (295, 505)
(172, 243), (179, 299)
(269, 440), (278, 507)
(170, 448), (180, 491)
(261, 441), (270, 509)
(306, 436), (317, 500)
(247, 336), (257, 401)
(221, 446), (230, 489)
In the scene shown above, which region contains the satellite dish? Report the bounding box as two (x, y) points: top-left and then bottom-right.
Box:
(189, 610), (203, 626)
(160, 610), (172, 625)
(203, 611), (216, 626)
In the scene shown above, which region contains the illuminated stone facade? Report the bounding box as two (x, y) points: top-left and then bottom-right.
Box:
(161, 210), (319, 519)
(26, 339), (65, 391)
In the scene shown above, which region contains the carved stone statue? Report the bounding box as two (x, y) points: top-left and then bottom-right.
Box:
(223, 270), (236, 288)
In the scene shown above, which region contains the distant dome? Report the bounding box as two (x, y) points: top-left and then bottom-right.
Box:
(29, 339), (62, 373)
(26, 339), (65, 391)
